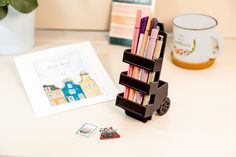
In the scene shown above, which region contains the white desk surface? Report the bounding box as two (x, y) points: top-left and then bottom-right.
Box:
(0, 30), (236, 157)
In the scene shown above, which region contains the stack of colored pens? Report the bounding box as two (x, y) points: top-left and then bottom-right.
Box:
(123, 10), (164, 106)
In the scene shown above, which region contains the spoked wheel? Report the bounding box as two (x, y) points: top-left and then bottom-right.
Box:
(157, 97), (170, 116)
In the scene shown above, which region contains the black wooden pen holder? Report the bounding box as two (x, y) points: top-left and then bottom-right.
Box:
(115, 28), (171, 123)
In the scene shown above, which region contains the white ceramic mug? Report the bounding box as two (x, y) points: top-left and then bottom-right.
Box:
(172, 13), (224, 69)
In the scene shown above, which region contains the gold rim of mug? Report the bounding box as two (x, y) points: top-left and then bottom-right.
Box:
(172, 13), (218, 31)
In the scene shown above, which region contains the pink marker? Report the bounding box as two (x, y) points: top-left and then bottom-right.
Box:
(131, 10), (142, 54)
(124, 10), (142, 99)
(136, 29), (159, 104)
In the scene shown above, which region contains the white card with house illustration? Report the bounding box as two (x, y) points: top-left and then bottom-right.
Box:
(15, 42), (118, 117)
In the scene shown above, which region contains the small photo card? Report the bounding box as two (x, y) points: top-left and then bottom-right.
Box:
(76, 123), (98, 137)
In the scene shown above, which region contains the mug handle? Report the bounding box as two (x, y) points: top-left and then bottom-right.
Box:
(208, 32), (224, 59)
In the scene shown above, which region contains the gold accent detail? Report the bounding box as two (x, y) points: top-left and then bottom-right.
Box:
(171, 52), (215, 70)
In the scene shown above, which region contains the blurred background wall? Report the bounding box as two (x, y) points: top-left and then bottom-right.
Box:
(36, 0), (236, 38)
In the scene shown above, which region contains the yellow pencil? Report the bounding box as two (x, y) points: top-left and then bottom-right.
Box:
(128, 15), (153, 101)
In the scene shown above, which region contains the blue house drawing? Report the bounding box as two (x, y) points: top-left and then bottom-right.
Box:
(62, 79), (86, 102)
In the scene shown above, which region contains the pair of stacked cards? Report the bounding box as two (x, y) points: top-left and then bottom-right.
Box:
(15, 42), (118, 117)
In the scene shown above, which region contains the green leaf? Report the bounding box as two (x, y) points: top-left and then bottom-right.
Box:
(10, 0), (38, 13)
(0, 5), (7, 20)
(190, 39), (197, 53)
(0, 0), (10, 6)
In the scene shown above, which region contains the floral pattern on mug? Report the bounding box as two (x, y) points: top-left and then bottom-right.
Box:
(174, 39), (196, 56)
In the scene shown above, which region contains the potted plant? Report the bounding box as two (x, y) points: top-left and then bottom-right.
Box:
(0, 0), (38, 55)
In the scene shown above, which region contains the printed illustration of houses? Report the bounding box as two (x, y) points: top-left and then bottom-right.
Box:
(43, 85), (67, 106)
(79, 72), (102, 98)
(62, 78), (86, 102)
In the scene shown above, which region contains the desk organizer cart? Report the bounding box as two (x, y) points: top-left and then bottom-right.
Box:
(115, 23), (171, 123)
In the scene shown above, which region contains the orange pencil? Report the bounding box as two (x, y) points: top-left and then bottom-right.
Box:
(124, 10), (142, 99)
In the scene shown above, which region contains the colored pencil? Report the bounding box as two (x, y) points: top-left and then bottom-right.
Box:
(123, 10), (142, 99)
(128, 15), (153, 101)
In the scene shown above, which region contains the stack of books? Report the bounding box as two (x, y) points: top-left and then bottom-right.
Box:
(109, 0), (155, 46)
